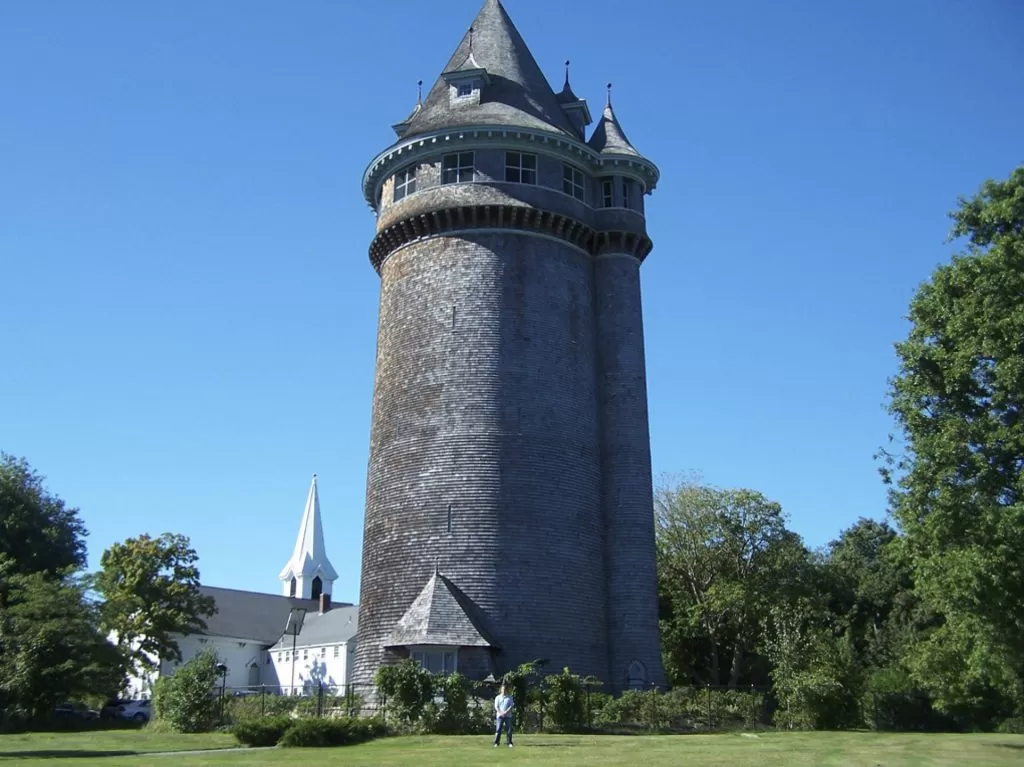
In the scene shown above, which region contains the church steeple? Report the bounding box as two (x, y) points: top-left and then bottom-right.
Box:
(279, 474), (338, 600)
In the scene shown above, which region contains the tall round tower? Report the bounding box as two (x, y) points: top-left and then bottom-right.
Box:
(354, 0), (664, 691)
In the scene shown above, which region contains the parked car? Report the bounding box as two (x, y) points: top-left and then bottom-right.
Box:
(100, 699), (131, 720)
(119, 699), (151, 722)
(54, 702), (99, 720)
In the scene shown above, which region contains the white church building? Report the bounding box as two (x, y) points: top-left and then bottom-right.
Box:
(128, 475), (358, 698)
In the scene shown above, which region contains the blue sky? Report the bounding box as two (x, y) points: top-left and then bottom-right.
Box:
(1, 0), (1021, 604)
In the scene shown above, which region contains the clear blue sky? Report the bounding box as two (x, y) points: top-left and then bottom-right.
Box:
(1, 1), (1021, 604)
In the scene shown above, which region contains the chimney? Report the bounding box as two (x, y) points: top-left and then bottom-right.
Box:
(319, 593), (331, 614)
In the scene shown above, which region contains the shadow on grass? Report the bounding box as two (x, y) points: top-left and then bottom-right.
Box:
(996, 743), (1024, 750)
(0, 750), (137, 758)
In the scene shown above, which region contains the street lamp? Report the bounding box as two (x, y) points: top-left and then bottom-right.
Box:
(284, 607), (307, 696)
(215, 663), (228, 724)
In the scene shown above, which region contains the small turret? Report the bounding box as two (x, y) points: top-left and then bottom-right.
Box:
(556, 61), (592, 139)
(588, 85), (642, 157)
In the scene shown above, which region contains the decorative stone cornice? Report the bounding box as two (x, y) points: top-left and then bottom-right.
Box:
(369, 203), (652, 272)
(362, 125), (660, 209)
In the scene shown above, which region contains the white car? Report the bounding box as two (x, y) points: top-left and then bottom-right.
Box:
(119, 699), (151, 722)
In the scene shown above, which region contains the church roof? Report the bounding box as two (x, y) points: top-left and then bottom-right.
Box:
(383, 572), (497, 648)
(587, 102), (641, 157)
(279, 474), (338, 582)
(269, 604), (359, 651)
(197, 586), (324, 645)
(401, 0), (578, 138)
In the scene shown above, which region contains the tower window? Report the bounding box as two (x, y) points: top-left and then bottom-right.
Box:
(393, 165), (417, 202)
(504, 152), (537, 184)
(622, 179), (631, 210)
(311, 576), (323, 600)
(442, 152), (475, 184)
(602, 179), (613, 208)
(289, 577), (296, 598)
(563, 164), (585, 201)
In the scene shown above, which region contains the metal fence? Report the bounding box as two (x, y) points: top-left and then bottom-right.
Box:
(214, 680), (947, 733)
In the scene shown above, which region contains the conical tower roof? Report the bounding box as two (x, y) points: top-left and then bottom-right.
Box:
(278, 474), (338, 582)
(401, 0), (578, 138)
(588, 102), (641, 157)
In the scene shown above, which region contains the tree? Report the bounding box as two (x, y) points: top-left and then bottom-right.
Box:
(0, 453), (87, 583)
(152, 647), (221, 732)
(883, 165), (1024, 718)
(655, 480), (817, 688)
(0, 564), (125, 725)
(94, 533), (216, 676)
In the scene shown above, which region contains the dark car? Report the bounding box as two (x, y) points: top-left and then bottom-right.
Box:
(100, 699), (129, 720)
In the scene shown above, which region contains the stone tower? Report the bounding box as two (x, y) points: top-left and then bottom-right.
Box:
(354, 0), (664, 691)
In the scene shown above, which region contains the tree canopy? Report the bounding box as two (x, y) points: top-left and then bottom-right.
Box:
(884, 165), (1024, 717)
(0, 453), (87, 582)
(94, 532), (216, 675)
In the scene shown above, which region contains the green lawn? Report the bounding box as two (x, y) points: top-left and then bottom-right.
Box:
(1, 732), (1022, 766)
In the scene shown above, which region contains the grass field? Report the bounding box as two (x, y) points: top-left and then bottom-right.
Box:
(1, 731), (1023, 766)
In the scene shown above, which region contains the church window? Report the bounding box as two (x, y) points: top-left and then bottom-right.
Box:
(393, 165), (417, 202)
(442, 152), (475, 184)
(602, 179), (614, 208)
(289, 577), (296, 598)
(504, 152), (537, 184)
(311, 576), (323, 600)
(411, 647), (457, 676)
(563, 164), (585, 201)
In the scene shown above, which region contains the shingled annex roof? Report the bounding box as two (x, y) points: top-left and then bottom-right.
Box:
(269, 604), (359, 651)
(197, 586), (326, 645)
(401, 0), (578, 138)
(383, 572), (497, 648)
(588, 103), (641, 157)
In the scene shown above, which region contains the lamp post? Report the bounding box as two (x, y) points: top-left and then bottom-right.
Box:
(285, 607), (307, 696)
(215, 663), (228, 724)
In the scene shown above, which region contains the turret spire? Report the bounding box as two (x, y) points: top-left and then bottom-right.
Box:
(279, 474), (338, 599)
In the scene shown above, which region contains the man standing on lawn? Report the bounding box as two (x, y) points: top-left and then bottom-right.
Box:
(493, 684), (514, 748)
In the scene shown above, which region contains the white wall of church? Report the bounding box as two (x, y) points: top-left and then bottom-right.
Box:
(268, 639), (356, 695)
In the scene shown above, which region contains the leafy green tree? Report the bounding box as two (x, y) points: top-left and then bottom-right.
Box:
(152, 647), (221, 732)
(94, 533), (216, 676)
(883, 165), (1024, 719)
(0, 453), (87, 583)
(655, 480), (816, 687)
(0, 565), (125, 725)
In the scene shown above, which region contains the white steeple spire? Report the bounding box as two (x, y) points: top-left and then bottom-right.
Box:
(279, 474), (338, 599)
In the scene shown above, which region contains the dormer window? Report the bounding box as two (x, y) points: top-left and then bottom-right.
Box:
(393, 165), (417, 202)
(442, 152), (475, 184)
(456, 82), (473, 98)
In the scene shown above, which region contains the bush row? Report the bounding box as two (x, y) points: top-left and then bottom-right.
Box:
(232, 715), (387, 748)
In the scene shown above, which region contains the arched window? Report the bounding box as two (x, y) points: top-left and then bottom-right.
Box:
(289, 577), (297, 597)
(311, 576), (323, 600)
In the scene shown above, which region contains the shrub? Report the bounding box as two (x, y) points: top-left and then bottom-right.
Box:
(278, 716), (384, 748)
(543, 667), (587, 732)
(426, 673), (474, 734)
(996, 717), (1024, 734)
(375, 660), (434, 726)
(232, 715), (292, 747)
(151, 648), (221, 733)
